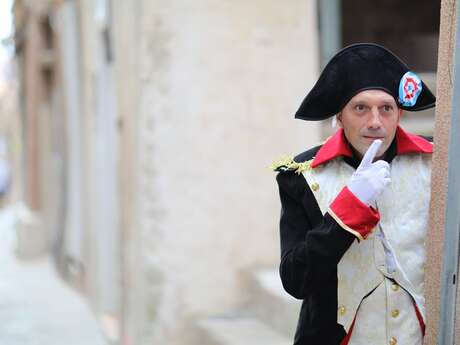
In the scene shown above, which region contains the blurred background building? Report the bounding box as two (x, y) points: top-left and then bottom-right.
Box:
(0, 0), (440, 344)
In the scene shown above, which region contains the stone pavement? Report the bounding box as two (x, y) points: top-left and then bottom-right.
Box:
(0, 205), (106, 345)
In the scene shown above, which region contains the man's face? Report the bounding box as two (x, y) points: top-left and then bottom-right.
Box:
(337, 89), (402, 159)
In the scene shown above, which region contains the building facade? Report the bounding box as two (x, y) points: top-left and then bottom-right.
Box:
(13, 0), (321, 344)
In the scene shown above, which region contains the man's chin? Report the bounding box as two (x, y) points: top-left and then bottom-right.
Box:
(356, 142), (387, 159)
(363, 137), (386, 149)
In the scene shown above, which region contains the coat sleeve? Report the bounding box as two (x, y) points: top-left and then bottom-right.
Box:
(277, 171), (356, 299)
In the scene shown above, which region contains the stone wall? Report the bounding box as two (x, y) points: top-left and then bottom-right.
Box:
(134, 1), (321, 343)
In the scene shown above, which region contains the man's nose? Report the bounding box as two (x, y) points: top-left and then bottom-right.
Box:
(368, 107), (382, 128)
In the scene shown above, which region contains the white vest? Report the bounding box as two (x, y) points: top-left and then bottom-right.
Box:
(302, 154), (431, 345)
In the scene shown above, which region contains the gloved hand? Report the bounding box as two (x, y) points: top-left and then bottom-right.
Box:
(347, 139), (391, 206)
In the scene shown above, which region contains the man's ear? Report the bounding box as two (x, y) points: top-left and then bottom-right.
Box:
(336, 113), (343, 128)
(397, 108), (403, 123)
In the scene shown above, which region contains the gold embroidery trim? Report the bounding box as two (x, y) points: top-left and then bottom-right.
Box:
(271, 155), (313, 175)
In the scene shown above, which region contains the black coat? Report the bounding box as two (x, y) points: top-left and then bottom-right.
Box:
(275, 141), (402, 345)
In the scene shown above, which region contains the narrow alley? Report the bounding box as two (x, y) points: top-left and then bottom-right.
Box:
(0, 206), (106, 345)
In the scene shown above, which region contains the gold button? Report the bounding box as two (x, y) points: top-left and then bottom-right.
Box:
(338, 305), (346, 315)
(391, 309), (399, 318)
(311, 182), (319, 191)
(391, 283), (399, 292)
(389, 337), (397, 345)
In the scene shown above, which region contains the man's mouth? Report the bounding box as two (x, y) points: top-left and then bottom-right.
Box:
(363, 136), (384, 140)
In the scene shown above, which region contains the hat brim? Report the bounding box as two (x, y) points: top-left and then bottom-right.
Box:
(294, 43), (436, 121)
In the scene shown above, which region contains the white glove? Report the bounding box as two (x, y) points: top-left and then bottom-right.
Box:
(347, 139), (391, 206)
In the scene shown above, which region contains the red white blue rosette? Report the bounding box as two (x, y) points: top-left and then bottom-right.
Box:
(398, 71), (422, 107)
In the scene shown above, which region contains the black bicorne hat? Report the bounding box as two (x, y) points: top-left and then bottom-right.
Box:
(295, 43), (436, 121)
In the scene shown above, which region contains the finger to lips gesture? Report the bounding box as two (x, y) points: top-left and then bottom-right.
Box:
(348, 139), (391, 206)
(360, 139), (383, 168)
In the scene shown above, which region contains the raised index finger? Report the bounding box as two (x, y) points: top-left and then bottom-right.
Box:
(360, 139), (383, 167)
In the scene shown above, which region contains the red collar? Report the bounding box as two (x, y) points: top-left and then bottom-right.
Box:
(310, 126), (433, 168)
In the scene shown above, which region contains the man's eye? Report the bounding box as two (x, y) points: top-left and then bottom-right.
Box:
(383, 105), (393, 111)
(355, 104), (365, 111)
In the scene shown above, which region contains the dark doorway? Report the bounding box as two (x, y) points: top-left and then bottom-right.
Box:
(342, 0), (440, 72)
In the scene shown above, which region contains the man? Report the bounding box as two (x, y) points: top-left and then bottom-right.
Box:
(273, 43), (436, 345)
